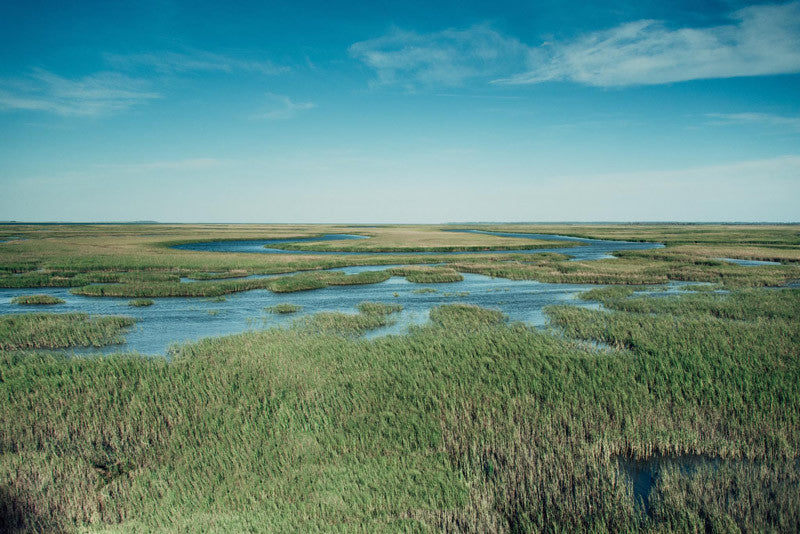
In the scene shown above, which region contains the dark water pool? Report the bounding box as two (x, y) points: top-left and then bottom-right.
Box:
(617, 454), (721, 514)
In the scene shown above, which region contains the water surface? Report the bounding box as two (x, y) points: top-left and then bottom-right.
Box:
(617, 454), (722, 514)
(173, 230), (664, 260)
(6, 231), (784, 356)
(0, 270), (600, 355)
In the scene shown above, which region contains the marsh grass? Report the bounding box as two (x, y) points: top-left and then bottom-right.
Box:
(442, 291), (470, 297)
(267, 270), (392, 294)
(10, 294), (65, 305)
(0, 290), (797, 531)
(70, 270), (394, 298)
(356, 301), (402, 315)
(265, 303), (301, 314)
(128, 298), (154, 307)
(412, 288), (438, 294)
(579, 285), (800, 321)
(452, 251), (800, 287)
(186, 270), (249, 280)
(678, 283), (723, 292)
(1, 223), (800, 531)
(2, 224), (799, 296)
(295, 301), (402, 335)
(0, 313), (134, 350)
(388, 266), (464, 283)
(269, 226), (574, 252)
(0, 260), (38, 273)
(428, 303), (506, 328)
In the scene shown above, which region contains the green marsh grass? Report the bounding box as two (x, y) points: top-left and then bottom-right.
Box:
(2, 224), (799, 296)
(0, 291), (797, 531)
(0, 313), (134, 350)
(295, 301), (402, 335)
(10, 294), (65, 305)
(388, 266), (464, 283)
(186, 270), (249, 280)
(267, 270), (392, 294)
(678, 283), (723, 291)
(1, 223), (800, 531)
(128, 298), (155, 307)
(70, 270), (393, 298)
(265, 303), (302, 314)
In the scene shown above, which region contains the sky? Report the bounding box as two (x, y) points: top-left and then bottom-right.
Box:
(1, 0), (799, 223)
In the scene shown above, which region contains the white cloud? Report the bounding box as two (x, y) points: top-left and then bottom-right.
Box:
(350, 3), (800, 89)
(105, 50), (288, 75)
(0, 69), (160, 116)
(705, 112), (800, 131)
(0, 48), (289, 117)
(252, 93), (315, 120)
(349, 25), (530, 88)
(498, 1), (800, 86)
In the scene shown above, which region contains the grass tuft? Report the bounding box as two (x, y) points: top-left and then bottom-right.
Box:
(265, 303), (302, 314)
(0, 313), (134, 350)
(10, 294), (65, 305)
(128, 298), (155, 307)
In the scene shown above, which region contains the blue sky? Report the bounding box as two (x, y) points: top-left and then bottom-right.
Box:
(1, 0), (799, 222)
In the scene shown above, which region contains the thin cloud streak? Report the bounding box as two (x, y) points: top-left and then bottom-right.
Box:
(0, 69), (160, 116)
(0, 48), (289, 117)
(251, 93), (315, 120)
(706, 112), (800, 131)
(349, 24), (529, 89)
(105, 50), (289, 75)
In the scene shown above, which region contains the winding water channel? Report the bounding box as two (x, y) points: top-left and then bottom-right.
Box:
(173, 230), (664, 260)
(2, 231), (675, 354)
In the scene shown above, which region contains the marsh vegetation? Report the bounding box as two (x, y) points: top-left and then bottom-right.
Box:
(265, 303), (302, 314)
(0, 313), (134, 350)
(10, 294), (65, 305)
(128, 298), (155, 307)
(0, 223), (798, 532)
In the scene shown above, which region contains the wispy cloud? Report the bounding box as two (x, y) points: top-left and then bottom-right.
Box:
(349, 25), (529, 89)
(97, 158), (225, 171)
(105, 50), (288, 75)
(705, 112), (800, 131)
(0, 69), (160, 116)
(252, 93), (315, 120)
(0, 48), (289, 117)
(350, 3), (800, 89)
(498, 1), (800, 87)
